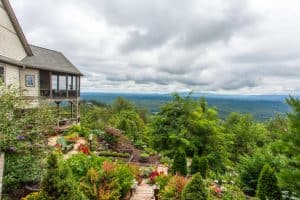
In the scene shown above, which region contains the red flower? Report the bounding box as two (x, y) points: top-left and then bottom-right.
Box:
(149, 171), (160, 182)
(79, 144), (90, 154)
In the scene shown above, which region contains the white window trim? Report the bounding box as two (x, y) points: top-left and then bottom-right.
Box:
(25, 74), (35, 87)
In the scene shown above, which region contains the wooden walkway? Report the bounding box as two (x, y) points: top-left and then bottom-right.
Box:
(131, 165), (168, 200)
(132, 179), (154, 200)
(0, 153), (4, 200)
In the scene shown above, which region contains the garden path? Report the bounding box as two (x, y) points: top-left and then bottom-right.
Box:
(131, 165), (168, 200)
(132, 179), (154, 200)
(47, 135), (87, 159)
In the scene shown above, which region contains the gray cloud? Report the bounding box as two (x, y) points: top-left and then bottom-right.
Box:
(10, 0), (300, 94)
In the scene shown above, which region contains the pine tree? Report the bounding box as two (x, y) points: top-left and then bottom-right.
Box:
(181, 173), (208, 200)
(40, 153), (87, 200)
(256, 164), (281, 200)
(279, 96), (300, 195)
(190, 155), (200, 175)
(199, 156), (209, 178)
(173, 149), (187, 176)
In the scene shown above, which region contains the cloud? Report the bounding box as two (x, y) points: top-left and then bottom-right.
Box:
(10, 0), (300, 94)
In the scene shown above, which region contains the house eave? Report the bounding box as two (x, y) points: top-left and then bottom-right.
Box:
(1, 0), (33, 56)
(0, 56), (83, 76)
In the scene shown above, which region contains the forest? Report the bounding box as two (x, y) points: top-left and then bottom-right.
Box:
(0, 83), (299, 200)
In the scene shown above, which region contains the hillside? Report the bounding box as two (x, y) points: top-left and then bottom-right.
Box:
(81, 92), (292, 121)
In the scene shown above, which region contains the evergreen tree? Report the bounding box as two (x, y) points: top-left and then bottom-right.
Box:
(256, 164), (281, 200)
(279, 96), (300, 195)
(190, 155), (200, 175)
(181, 173), (208, 200)
(199, 156), (209, 178)
(173, 149), (187, 176)
(40, 153), (87, 200)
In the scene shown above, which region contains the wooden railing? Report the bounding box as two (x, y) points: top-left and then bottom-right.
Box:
(40, 89), (79, 99)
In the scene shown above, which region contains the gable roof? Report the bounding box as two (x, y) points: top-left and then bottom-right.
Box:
(0, 0), (83, 76)
(22, 45), (83, 75)
(1, 0), (33, 56)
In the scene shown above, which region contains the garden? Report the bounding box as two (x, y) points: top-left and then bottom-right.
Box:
(1, 83), (300, 199)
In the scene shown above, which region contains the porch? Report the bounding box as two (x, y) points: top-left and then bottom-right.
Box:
(39, 70), (80, 100)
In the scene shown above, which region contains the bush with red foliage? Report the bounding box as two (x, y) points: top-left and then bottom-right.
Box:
(78, 144), (90, 154)
(149, 171), (165, 184)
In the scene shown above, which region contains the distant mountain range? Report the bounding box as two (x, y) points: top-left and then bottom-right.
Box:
(81, 92), (297, 121)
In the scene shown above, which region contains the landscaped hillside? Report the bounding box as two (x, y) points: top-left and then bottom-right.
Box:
(1, 83), (299, 199)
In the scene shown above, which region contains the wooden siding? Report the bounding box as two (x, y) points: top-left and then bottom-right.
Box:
(0, 4), (27, 60)
(20, 68), (39, 97)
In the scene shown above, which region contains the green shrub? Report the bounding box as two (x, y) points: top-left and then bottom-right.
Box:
(144, 147), (157, 155)
(181, 173), (208, 200)
(155, 175), (171, 191)
(199, 156), (209, 178)
(173, 149), (187, 176)
(116, 164), (135, 198)
(4, 154), (42, 192)
(256, 164), (281, 200)
(237, 150), (284, 196)
(64, 124), (90, 138)
(160, 175), (188, 200)
(65, 153), (107, 181)
(40, 153), (87, 200)
(98, 151), (130, 158)
(221, 184), (246, 200)
(190, 155), (200, 175)
(139, 153), (150, 163)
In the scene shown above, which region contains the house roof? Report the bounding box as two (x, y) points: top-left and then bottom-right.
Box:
(0, 0), (83, 75)
(22, 45), (83, 75)
(1, 0), (33, 56)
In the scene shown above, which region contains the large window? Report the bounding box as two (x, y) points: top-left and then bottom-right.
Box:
(59, 75), (66, 90)
(52, 74), (58, 90)
(0, 66), (4, 83)
(25, 75), (35, 87)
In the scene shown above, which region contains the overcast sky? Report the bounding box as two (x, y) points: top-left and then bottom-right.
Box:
(11, 0), (300, 94)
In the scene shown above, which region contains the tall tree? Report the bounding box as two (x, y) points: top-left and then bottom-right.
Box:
(256, 164), (281, 200)
(279, 96), (300, 195)
(112, 97), (134, 113)
(225, 112), (268, 162)
(109, 110), (145, 142)
(173, 149), (187, 176)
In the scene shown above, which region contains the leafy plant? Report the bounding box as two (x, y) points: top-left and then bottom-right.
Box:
(155, 175), (171, 191)
(98, 151), (130, 158)
(39, 153), (87, 200)
(173, 149), (187, 176)
(65, 153), (107, 181)
(256, 164), (281, 200)
(199, 156), (209, 178)
(190, 155), (200, 175)
(64, 124), (90, 138)
(181, 173), (208, 200)
(139, 152), (150, 163)
(237, 150), (284, 196)
(159, 175), (188, 200)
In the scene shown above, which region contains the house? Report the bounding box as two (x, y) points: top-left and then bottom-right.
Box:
(0, 0), (82, 125)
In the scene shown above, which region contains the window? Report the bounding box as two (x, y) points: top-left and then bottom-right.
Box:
(0, 66), (4, 83)
(25, 75), (35, 87)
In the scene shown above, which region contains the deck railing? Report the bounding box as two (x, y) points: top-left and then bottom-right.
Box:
(40, 89), (79, 99)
